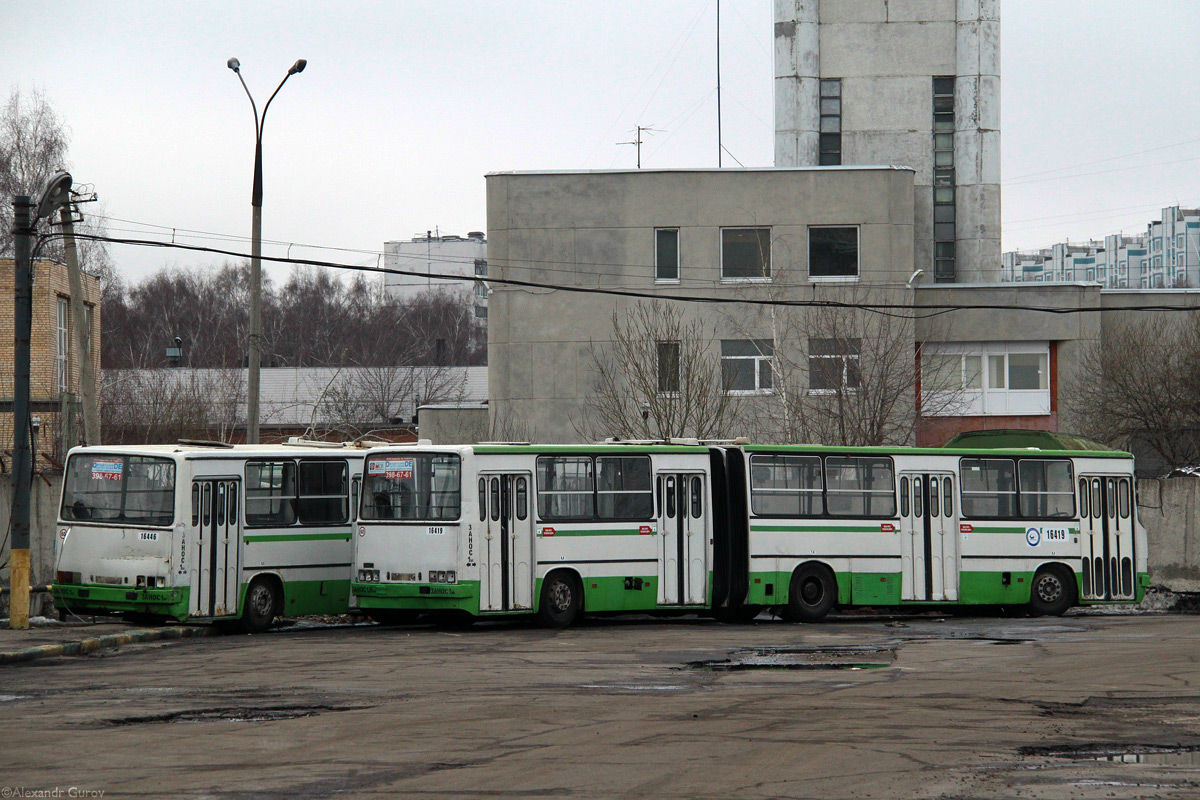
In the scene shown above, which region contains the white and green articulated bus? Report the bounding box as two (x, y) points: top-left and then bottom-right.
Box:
(736, 438), (1149, 621)
(351, 443), (736, 628)
(52, 442), (368, 632)
(351, 437), (1149, 628)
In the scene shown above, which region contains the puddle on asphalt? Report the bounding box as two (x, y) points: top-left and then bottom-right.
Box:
(104, 704), (369, 725)
(683, 645), (894, 672)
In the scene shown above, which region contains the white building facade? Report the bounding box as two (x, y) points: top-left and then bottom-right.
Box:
(1004, 206), (1200, 288)
(383, 231), (489, 320)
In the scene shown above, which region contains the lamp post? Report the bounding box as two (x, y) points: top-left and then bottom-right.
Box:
(227, 56), (306, 444)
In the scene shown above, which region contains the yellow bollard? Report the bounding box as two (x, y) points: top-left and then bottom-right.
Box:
(8, 548), (30, 630)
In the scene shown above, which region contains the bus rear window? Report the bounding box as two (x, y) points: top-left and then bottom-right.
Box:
(62, 454), (175, 526)
(363, 454), (461, 521)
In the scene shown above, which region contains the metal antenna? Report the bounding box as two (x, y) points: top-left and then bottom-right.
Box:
(617, 125), (665, 169)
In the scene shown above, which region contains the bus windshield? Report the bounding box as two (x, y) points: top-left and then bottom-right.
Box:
(61, 454), (176, 526)
(362, 453), (461, 521)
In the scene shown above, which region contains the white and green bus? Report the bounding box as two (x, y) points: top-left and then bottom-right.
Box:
(351, 439), (1148, 627)
(52, 442), (368, 631)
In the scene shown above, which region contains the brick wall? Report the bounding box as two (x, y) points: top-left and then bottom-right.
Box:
(0, 258), (102, 468)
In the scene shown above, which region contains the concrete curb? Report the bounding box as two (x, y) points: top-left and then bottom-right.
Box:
(0, 625), (215, 665)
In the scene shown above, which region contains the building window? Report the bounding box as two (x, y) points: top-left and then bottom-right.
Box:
(657, 341), (680, 394)
(809, 226), (859, 280)
(655, 228), (679, 281)
(56, 296), (69, 394)
(933, 76), (956, 282)
(721, 227), (771, 281)
(474, 305), (488, 320)
(922, 342), (1051, 416)
(721, 339), (773, 395)
(808, 337), (860, 392)
(819, 79), (842, 166)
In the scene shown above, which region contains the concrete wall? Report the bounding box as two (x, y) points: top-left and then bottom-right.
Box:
(419, 406), (490, 445)
(487, 167), (916, 441)
(0, 473), (63, 617)
(1140, 475), (1200, 591)
(774, 0), (1001, 283)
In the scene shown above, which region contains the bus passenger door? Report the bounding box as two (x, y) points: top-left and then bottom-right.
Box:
(899, 472), (958, 602)
(481, 473), (533, 612)
(1080, 475), (1135, 601)
(657, 473), (707, 606)
(190, 479), (240, 618)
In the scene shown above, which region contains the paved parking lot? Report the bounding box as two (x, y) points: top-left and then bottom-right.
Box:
(3, 611), (1199, 799)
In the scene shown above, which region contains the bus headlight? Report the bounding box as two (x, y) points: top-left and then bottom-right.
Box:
(446, 571), (456, 584)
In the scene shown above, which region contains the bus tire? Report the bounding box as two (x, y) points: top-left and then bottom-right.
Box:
(240, 577), (279, 633)
(537, 571), (581, 629)
(1028, 566), (1076, 617)
(784, 564), (836, 623)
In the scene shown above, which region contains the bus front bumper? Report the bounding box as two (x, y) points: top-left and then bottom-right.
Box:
(352, 580), (479, 613)
(52, 583), (190, 621)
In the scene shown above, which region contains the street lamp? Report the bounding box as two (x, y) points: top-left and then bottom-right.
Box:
(227, 56), (306, 444)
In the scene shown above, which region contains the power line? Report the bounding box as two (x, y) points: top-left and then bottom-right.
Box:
(59, 232), (1200, 318)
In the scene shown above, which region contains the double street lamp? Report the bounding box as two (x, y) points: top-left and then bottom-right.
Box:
(227, 56), (306, 443)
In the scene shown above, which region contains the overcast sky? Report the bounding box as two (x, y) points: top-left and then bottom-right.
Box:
(5, 1), (1200, 285)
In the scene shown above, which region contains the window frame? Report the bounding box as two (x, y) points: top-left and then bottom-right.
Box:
(654, 227), (680, 283)
(807, 337), (861, 395)
(720, 226), (772, 282)
(656, 340), (681, 396)
(748, 453), (895, 520)
(721, 339), (774, 396)
(360, 453), (462, 523)
(808, 225), (860, 283)
(959, 456), (1079, 521)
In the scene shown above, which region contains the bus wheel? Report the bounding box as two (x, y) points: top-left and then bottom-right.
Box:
(240, 578), (279, 633)
(1028, 566), (1076, 617)
(784, 564), (836, 623)
(537, 571), (581, 629)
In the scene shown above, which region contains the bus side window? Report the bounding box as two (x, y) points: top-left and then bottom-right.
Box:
(1079, 479), (1089, 518)
(228, 484), (237, 524)
(943, 477), (953, 517)
(665, 477), (676, 518)
(1119, 479), (1130, 519)
(900, 477), (909, 517)
(1091, 478), (1102, 519)
(191, 484), (200, 526)
(516, 477), (528, 521)
(913, 477), (923, 518)
(691, 477), (702, 518)
(217, 483), (226, 527)
(478, 478), (487, 522)
(929, 478), (940, 517)
(202, 484), (211, 528)
(351, 477), (360, 520)
(490, 478), (500, 522)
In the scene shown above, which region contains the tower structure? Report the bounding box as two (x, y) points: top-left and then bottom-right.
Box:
(774, 0), (1000, 282)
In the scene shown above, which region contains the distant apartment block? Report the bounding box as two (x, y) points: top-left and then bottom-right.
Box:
(383, 231), (488, 320)
(1004, 205), (1200, 288)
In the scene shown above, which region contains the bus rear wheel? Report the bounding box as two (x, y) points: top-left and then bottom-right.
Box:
(240, 577), (279, 633)
(1028, 566), (1076, 617)
(538, 571), (581, 629)
(783, 564), (836, 623)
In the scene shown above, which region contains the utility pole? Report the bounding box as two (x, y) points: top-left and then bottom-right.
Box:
(59, 204), (100, 445)
(716, 0), (723, 167)
(10, 196), (35, 630)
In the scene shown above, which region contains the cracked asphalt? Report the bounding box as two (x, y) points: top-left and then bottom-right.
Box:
(3, 612), (1199, 799)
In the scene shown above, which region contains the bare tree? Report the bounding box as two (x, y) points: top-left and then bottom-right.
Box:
(725, 282), (959, 446)
(1065, 314), (1200, 471)
(101, 369), (244, 445)
(577, 301), (739, 441)
(315, 366), (468, 440)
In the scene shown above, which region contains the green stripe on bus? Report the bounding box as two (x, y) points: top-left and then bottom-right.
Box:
(751, 525), (887, 533)
(244, 532), (352, 543)
(542, 529), (648, 537)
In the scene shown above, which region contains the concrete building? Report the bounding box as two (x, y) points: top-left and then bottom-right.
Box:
(0, 258), (101, 468)
(1004, 205), (1200, 288)
(774, 0), (1001, 283)
(383, 231), (489, 321)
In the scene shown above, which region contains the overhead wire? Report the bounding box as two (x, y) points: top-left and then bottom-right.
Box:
(55, 231), (1200, 320)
